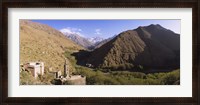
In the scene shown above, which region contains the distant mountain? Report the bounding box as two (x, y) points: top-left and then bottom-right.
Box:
(20, 20), (83, 72)
(87, 36), (104, 44)
(88, 35), (116, 50)
(60, 31), (106, 50)
(60, 31), (93, 49)
(85, 24), (180, 71)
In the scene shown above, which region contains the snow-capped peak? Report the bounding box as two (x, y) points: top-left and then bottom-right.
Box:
(87, 36), (104, 44)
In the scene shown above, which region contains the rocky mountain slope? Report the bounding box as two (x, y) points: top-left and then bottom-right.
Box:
(60, 31), (93, 49)
(86, 24), (180, 71)
(20, 20), (83, 72)
(60, 31), (105, 50)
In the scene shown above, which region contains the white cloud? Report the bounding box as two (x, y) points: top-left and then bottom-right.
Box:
(95, 29), (102, 35)
(78, 29), (82, 31)
(60, 27), (84, 37)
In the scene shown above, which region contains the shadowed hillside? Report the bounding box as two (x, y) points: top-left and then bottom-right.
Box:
(85, 24), (180, 72)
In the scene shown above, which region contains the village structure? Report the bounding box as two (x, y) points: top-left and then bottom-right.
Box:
(21, 58), (86, 85)
(21, 62), (44, 78)
(52, 58), (86, 85)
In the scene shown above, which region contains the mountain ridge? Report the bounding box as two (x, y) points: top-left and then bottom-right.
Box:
(62, 32), (93, 48)
(60, 30), (106, 49)
(85, 24), (180, 71)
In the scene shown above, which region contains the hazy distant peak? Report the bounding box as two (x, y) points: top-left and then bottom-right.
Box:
(87, 36), (104, 44)
(60, 30), (93, 49)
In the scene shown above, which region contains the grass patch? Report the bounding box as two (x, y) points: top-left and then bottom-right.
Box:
(20, 50), (180, 85)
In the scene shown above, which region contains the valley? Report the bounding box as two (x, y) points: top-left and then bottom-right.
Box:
(20, 20), (180, 85)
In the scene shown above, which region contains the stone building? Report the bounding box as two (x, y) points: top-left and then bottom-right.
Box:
(49, 70), (62, 78)
(23, 62), (44, 78)
(52, 58), (86, 85)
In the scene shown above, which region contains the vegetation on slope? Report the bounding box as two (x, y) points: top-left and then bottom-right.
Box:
(69, 51), (180, 85)
(20, 20), (83, 72)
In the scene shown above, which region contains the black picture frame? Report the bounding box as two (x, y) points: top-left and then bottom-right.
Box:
(0, 0), (199, 105)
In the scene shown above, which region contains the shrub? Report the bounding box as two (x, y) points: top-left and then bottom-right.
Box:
(20, 71), (38, 85)
(161, 70), (180, 85)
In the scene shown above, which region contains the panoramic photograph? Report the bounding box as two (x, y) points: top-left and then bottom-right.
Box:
(20, 20), (180, 85)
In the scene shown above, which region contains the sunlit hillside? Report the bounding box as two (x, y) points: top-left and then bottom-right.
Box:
(20, 20), (83, 72)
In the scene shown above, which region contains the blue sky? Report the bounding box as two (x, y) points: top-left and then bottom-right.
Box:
(31, 20), (180, 39)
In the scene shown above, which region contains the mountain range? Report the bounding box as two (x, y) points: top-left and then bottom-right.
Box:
(60, 30), (105, 49)
(20, 20), (180, 73)
(61, 32), (93, 48)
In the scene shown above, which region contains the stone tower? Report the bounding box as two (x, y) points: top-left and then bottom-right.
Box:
(64, 58), (70, 78)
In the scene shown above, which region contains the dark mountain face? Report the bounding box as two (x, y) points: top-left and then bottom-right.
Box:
(85, 24), (180, 71)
